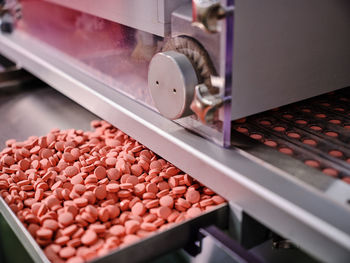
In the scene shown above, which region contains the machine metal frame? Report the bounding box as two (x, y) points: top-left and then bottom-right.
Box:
(0, 31), (350, 262)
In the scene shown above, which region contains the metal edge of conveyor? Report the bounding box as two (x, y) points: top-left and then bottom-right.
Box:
(0, 31), (350, 262)
(91, 204), (229, 263)
(0, 197), (50, 263)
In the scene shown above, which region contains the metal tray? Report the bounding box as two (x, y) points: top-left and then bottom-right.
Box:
(0, 195), (228, 263)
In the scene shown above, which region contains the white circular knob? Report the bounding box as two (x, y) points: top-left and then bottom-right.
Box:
(148, 51), (198, 120)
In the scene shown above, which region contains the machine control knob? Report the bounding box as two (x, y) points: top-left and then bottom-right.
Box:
(190, 83), (223, 124)
(148, 51), (198, 120)
(192, 0), (230, 33)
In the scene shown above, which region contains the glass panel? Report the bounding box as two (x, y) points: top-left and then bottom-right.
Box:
(18, 0), (234, 147)
(19, 0), (158, 108)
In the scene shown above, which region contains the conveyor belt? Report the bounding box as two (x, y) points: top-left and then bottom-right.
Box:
(233, 87), (350, 183)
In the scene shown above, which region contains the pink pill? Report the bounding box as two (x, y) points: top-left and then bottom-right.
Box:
(325, 131), (338, 137)
(302, 139), (317, 146)
(94, 166), (106, 180)
(250, 133), (263, 140)
(125, 220), (140, 235)
(126, 175), (139, 186)
(329, 150), (343, 158)
(43, 219), (59, 231)
(323, 168), (338, 177)
(273, 126), (285, 132)
(159, 195), (174, 208)
(157, 206), (172, 220)
(62, 224), (78, 236)
(185, 190), (200, 204)
(310, 125), (322, 131)
(81, 230), (98, 246)
(279, 147), (293, 155)
(71, 174), (84, 185)
(58, 212), (74, 227)
(94, 185), (107, 200)
(123, 234), (140, 245)
(304, 160), (320, 168)
(106, 183), (119, 193)
(107, 168), (120, 181)
(90, 224), (106, 234)
(172, 186), (186, 194)
(287, 132), (301, 139)
(260, 120), (272, 125)
(98, 208), (109, 222)
(66, 256), (84, 263)
(63, 153), (75, 163)
(131, 202), (146, 217)
(141, 222), (157, 232)
(106, 205), (120, 219)
(105, 157), (117, 167)
(36, 228), (53, 239)
(146, 183), (158, 194)
(131, 165), (143, 176)
(120, 183), (133, 190)
(109, 225), (125, 237)
(186, 207), (202, 218)
(211, 195), (225, 204)
(134, 183), (146, 196)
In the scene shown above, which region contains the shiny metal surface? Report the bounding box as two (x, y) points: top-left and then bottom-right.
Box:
(231, 0), (350, 120)
(0, 85), (97, 146)
(171, 1), (233, 146)
(190, 83), (224, 124)
(148, 51), (198, 120)
(44, 0), (188, 36)
(1, 31), (350, 262)
(191, 0), (229, 33)
(91, 204), (228, 263)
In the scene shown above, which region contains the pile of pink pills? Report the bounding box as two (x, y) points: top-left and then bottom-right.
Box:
(0, 120), (225, 263)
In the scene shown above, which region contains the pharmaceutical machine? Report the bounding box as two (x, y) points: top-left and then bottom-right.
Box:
(0, 0), (350, 262)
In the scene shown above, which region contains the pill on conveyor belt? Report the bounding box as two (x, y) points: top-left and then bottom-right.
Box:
(304, 160), (320, 168)
(273, 126), (286, 132)
(310, 126), (322, 131)
(279, 147), (293, 155)
(264, 140), (278, 147)
(302, 139), (317, 146)
(295, 119), (307, 125)
(325, 131), (338, 137)
(322, 168), (339, 177)
(329, 150), (343, 158)
(287, 132), (301, 139)
(0, 120), (226, 263)
(250, 134), (263, 140)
